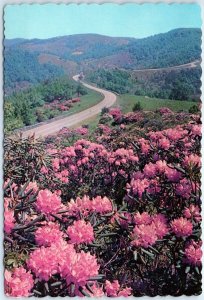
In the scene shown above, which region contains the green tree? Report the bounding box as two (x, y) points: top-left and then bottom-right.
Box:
(133, 101), (142, 111)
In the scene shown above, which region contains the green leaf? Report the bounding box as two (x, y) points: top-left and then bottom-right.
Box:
(51, 281), (62, 287)
(185, 266), (191, 273)
(78, 286), (91, 297)
(6, 259), (15, 265)
(141, 248), (154, 258)
(133, 250), (138, 261)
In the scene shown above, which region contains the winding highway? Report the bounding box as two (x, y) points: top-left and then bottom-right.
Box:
(21, 75), (117, 138)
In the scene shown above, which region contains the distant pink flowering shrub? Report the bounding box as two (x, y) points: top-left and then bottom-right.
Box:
(5, 267), (34, 297)
(75, 127), (89, 135)
(109, 108), (122, 122)
(184, 241), (202, 266)
(159, 107), (173, 115)
(67, 220), (94, 244)
(35, 222), (64, 247)
(171, 217), (193, 237)
(36, 189), (62, 216)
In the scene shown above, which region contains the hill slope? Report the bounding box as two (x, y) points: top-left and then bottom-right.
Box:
(4, 28), (201, 93)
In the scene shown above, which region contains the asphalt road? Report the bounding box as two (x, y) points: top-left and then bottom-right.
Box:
(21, 75), (117, 138)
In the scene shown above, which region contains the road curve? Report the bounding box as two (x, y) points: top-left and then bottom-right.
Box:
(132, 60), (200, 73)
(21, 75), (117, 138)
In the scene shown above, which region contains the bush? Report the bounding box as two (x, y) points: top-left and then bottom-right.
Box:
(132, 101), (142, 112)
(189, 105), (199, 114)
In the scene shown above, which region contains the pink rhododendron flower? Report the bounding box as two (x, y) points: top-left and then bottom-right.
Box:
(105, 280), (120, 297)
(127, 178), (149, 199)
(35, 222), (64, 247)
(143, 162), (157, 178)
(4, 210), (15, 234)
(132, 213), (169, 247)
(131, 223), (158, 248)
(152, 214), (169, 239)
(60, 250), (99, 287)
(171, 217), (193, 237)
(158, 137), (170, 150)
(183, 205), (201, 223)
(134, 212), (152, 225)
(40, 166), (49, 174)
(155, 160), (167, 173)
(183, 154), (201, 168)
(91, 196), (113, 213)
(67, 220), (94, 244)
(175, 179), (192, 199)
(4, 179), (18, 191)
(36, 189), (61, 216)
(165, 167), (182, 182)
(118, 287), (132, 297)
(184, 241), (202, 266)
(24, 181), (38, 194)
(191, 124), (201, 136)
(27, 246), (59, 281)
(105, 280), (132, 297)
(5, 267), (34, 297)
(77, 283), (104, 297)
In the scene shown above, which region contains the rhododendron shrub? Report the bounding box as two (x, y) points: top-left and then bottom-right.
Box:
(4, 110), (201, 296)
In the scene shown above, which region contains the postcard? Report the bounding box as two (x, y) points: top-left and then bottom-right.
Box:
(3, 2), (202, 297)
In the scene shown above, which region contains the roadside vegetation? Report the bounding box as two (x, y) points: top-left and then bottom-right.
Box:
(116, 95), (198, 113)
(87, 67), (201, 101)
(4, 77), (102, 133)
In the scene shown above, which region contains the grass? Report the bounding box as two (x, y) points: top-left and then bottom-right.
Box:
(116, 94), (197, 113)
(68, 90), (103, 115)
(71, 113), (101, 134)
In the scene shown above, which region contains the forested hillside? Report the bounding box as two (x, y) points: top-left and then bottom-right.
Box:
(4, 48), (64, 94)
(124, 28), (201, 69)
(4, 28), (201, 94)
(87, 66), (201, 100)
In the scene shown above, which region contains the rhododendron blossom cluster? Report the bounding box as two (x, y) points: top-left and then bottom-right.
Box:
(67, 220), (94, 244)
(4, 108), (201, 297)
(5, 267), (34, 297)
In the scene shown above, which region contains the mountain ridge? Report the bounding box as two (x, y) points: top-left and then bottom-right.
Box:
(4, 28), (201, 94)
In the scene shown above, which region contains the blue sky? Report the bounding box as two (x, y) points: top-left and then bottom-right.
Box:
(4, 3), (201, 39)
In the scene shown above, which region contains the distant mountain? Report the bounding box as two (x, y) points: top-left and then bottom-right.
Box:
(4, 28), (201, 93)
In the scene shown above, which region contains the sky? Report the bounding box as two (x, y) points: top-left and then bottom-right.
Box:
(4, 3), (202, 39)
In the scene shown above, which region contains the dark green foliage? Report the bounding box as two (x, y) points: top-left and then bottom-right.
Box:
(76, 84), (87, 96)
(4, 77), (88, 133)
(125, 28), (201, 69)
(101, 107), (109, 116)
(88, 67), (201, 101)
(132, 101), (142, 111)
(87, 69), (133, 94)
(189, 105), (199, 114)
(4, 48), (64, 94)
